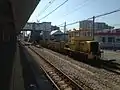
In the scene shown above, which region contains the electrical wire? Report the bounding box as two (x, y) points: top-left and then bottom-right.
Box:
(59, 8), (120, 27)
(56, 0), (92, 27)
(58, 22), (66, 27)
(67, 8), (120, 26)
(60, 0), (91, 19)
(38, 0), (56, 16)
(96, 8), (120, 18)
(39, 0), (68, 21)
(87, 8), (120, 19)
(59, 21), (79, 27)
(66, 21), (79, 26)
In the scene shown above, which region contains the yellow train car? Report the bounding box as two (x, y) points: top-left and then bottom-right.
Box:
(64, 29), (101, 60)
(39, 29), (101, 60)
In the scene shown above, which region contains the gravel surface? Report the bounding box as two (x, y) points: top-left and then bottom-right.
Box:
(42, 48), (120, 85)
(103, 50), (120, 64)
(25, 46), (74, 90)
(29, 46), (120, 90)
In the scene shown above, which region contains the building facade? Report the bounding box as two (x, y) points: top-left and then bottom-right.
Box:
(79, 20), (114, 31)
(65, 28), (120, 49)
(23, 22), (59, 41)
(50, 30), (68, 41)
(95, 29), (120, 49)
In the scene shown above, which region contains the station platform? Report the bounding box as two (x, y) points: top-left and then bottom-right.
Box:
(1, 43), (54, 90)
(10, 45), (25, 90)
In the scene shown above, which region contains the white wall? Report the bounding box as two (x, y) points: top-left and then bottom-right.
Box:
(95, 35), (120, 49)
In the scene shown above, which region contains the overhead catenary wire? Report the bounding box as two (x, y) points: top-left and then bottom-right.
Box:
(87, 8), (120, 19)
(39, 0), (68, 21)
(58, 0), (92, 27)
(59, 21), (80, 27)
(38, 0), (56, 16)
(66, 21), (79, 26)
(96, 8), (120, 18)
(53, 0), (92, 27)
(58, 22), (66, 27)
(59, 8), (120, 27)
(59, 0), (92, 19)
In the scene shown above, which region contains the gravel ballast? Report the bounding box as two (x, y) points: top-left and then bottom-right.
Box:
(30, 46), (120, 90)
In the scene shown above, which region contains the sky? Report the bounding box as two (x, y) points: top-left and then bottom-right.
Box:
(28, 0), (120, 29)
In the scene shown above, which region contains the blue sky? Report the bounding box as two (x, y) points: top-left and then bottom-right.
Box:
(28, 0), (120, 28)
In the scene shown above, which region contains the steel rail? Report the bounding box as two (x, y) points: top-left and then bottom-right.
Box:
(28, 46), (92, 90)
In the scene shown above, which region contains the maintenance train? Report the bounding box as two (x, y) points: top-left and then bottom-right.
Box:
(39, 29), (102, 60)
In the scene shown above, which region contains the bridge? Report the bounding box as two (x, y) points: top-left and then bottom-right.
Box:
(22, 22), (60, 31)
(1, 0), (40, 89)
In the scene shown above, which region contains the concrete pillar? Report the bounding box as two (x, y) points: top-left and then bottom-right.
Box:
(0, 1), (16, 90)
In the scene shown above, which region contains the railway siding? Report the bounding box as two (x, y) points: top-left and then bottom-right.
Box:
(29, 46), (120, 90)
(25, 46), (85, 90)
(41, 47), (120, 85)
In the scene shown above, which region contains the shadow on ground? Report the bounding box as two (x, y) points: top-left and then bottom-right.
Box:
(19, 45), (39, 90)
(77, 58), (120, 75)
(19, 44), (56, 90)
(0, 42), (16, 90)
(34, 45), (120, 75)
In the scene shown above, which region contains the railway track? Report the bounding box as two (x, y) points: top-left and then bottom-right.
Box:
(32, 45), (120, 90)
(27, 46), (90, 90)
(20, 41), (120, 90)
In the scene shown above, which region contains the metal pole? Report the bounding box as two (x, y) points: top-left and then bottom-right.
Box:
(79, 21), (80, 30)
(92, 16), (95, 40)
(64, 22), (66, 41)
(32, 22), (35, 41)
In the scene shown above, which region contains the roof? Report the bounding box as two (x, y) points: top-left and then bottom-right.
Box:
(95, 32), (120, 36)
(95, 28), (120, 36)
(50, 30), (63, 35)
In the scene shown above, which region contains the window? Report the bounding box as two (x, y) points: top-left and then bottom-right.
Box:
(102, 37), (106, 42)
(108, 37), (115, 43)
(87, 32), (91, 36)
(84, 32), (86, 36)
(75, 32), (79, 36)
(116, 38), (120, 43)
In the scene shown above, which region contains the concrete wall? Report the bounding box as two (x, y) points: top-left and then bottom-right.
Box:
(95, 35), (120, 49)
